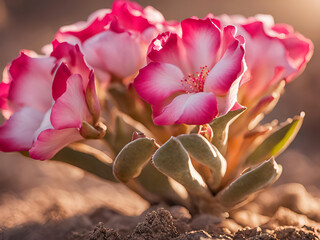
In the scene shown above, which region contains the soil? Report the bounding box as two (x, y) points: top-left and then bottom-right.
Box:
(1, 149), (320, 240)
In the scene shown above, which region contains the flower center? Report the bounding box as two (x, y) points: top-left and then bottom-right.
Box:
(181, 66), (209, 93)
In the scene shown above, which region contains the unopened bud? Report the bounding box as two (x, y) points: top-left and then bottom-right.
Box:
(132, 131), (146, 141)
(80, 121), (107, 139)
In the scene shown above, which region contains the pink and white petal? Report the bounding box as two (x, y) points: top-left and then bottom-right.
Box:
(219, 25), (238, 59)
(143, 6), (165, 24)
(204, 39), (245, 96)
(134, 62), (185, 105)
(82, 30), (144, 79)
(56, 9), (112, 43)
(51, 74), (92, 130)
(2, 64), (11, 84)
(153, 92), (218, 125)
(230, 101), (245, 111)
(112, 0), (152, 32)
(0, 107), (43, 152)
(216, 77), (241, 115)
(29, 128), (83, 160)
(148, 32), (188, 73)
(181, 18), (221, 73)
(52, 62), (71, 101)
(33, 108), (53, 143)
(0, 82), (9, 110)
(51, 42), (91, 87)
(8, 53), (55, 113)
(280, 35), (313, 82)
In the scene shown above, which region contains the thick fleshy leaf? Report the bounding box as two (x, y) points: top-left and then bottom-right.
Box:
(137, 162), (190, 207)
(152, 137), (210, 196)
(0, 107), (43, 151)
(82, 30), (144, 79)
(51, 143), (116, 182)
(177, 134), (227, 190)
(134, 62), (185, 105)
(219, 158), (282, 205)
(245, 112), (305, 166)
(8, 53), (55, 113)
(51, 74), (91, 129)
(29, 128), (83, 160)
(113, 137), (157, 182)
(209, 107), (246, 155)
(181, 18), (221, 73)
(104, 111), (156, 155)
(153, 92), (218, 125)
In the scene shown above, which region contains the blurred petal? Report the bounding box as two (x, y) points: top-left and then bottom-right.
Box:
(29, 128), (82, 160)
(0, 107), (43, 151)
(82, 30), (144, 79)
(8, 53), (55, 113)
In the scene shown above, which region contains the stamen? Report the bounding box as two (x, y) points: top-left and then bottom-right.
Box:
(180, 66), (209, 93)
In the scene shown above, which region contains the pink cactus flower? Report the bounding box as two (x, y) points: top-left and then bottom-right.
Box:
(217, 14), (314, 105)
(52, 0), (178, 83)
(0, 43), (101, 160)
(134, 17), (247, 125)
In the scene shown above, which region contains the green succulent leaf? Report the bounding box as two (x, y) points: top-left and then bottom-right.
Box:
(113, 137), (157, 182)
(177, 134), (227, 190)
(152, 137), (210, 197)
(219, 157), (282, 205)
(104, 113), (155, 155)
(210, 107), (246, 155)
(50, 145), (116, 182)
(245, 112), (305, 166)
(137, 162), (190, 207)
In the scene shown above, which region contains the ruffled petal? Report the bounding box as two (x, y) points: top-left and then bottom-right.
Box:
(204, 37), (245, 96)
(181, 18), (221, 73)
(134, 62), (185, 105)
(51, 74), (91, 129)
(279, 33), (313, 82)
(51, 42), (91, 88)
(0, 107), (43, 151)
(153, 92), (218, 125)
(55, 9), (112, 43)
(29, 128), (83, 160)
(112, 0), (163, 32)
(8, 53), (55, 113)
(82, 30), (144, 79)
(147, 32), (188, 74)
(52, 62), (71, 101)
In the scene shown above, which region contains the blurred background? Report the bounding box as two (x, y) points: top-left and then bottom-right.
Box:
(0, 0), (319, 229)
